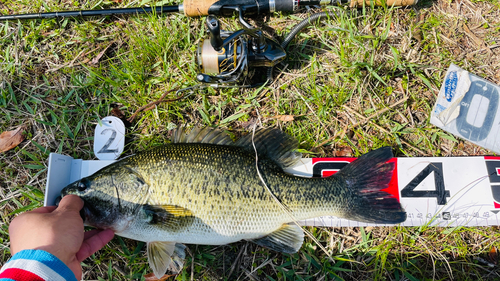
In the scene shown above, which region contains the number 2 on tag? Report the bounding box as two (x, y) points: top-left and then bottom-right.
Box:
(97, 129), (119, 154)
(94, 116), (125, 160)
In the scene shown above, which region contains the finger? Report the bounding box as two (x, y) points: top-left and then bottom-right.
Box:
(76, 229), (114, 262)
(83, 229), (101, 240)
(29, 206), (57, 214)
(55, 195), (84, 213)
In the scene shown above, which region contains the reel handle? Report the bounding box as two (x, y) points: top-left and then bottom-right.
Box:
(206, 16), (224, 52)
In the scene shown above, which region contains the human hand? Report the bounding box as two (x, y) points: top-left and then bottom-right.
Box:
(8, 195), (115, 280)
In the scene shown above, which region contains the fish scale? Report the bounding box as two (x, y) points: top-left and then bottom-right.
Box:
(125, 143), (311, 243)
(61, 127), (406, 278)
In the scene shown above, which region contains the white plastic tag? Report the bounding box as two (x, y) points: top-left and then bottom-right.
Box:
(93, 116), (125, 160)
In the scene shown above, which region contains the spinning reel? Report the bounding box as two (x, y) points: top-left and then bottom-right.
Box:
(196, 11), (287, 88)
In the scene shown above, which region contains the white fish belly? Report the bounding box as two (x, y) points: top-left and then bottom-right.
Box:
(117, 212), (297, 245)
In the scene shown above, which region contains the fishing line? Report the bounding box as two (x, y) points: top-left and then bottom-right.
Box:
(250, 124), (334, 261)
(111, 174), (123, 212)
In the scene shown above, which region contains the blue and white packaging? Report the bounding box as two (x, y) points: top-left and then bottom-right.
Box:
(431, 64), (500, 154)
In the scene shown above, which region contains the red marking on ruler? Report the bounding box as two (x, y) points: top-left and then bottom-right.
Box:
(322, 170), (337, 177)
(311, 158), (356, 164)
(485, 156), (500, 160)
(494, 202), (500, 209)
(381, 158), (400, 202)
(311, 158), (355, 177)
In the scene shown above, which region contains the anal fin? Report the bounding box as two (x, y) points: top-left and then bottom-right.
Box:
(147, 241), (186, 279)
(248, 223), (304, 254)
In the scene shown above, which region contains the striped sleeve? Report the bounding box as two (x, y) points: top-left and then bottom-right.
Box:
(0, 250), (77, 281)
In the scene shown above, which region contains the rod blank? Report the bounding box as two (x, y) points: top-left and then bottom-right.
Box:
(0, 6), (180, 21)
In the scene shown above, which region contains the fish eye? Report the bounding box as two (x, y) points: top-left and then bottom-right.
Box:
(77, 179), (88, 192)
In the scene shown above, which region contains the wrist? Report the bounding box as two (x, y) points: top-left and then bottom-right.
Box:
(33, 245), (72, 268)
(2, 249), (77, 281)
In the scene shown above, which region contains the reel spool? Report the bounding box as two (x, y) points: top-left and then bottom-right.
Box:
(196, 13), (286, 88)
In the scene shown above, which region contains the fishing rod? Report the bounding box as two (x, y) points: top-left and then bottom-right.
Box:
(0, 0), (417, 21)
(0, 0), (418, 88)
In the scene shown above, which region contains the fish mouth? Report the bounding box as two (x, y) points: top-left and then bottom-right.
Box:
(55, 195), (62, 206)
(80, 205), (89, 223)
(80, 201), (95, 224)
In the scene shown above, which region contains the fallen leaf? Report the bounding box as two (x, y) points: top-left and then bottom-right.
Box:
(144, 273), (177, 281)
(91, 42), (114, 65)
(240, 117), (259, 130)
(489, 247), (498, 265)
(334, 146), (353, 157)
(0, 125), (25, 152)
(111, 106), (126, 120)
(461, 23), (491, 54)
(271, 115), (295, 122)
(111, 106), (133, 127)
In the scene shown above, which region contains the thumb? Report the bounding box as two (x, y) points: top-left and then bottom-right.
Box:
(55, 195), (84, 213)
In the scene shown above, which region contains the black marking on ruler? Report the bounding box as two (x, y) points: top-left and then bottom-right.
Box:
(312, 162), (349, 178)
(401, 162), (451, 205)
(485, 160), (500, 205)
(442, 212), (451, 220)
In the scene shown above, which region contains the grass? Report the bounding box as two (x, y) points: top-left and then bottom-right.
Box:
(1, 0), (500, 280)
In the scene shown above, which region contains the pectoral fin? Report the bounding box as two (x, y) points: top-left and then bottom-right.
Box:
(147, 241), (186, 279)
(248, 223), (304, 254)
(143, 205), (195, 231)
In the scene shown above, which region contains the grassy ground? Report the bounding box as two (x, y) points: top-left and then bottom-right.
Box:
(1, 0), (500, 280)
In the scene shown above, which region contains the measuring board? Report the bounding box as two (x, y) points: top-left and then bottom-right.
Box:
(45, 153), (500, 228)
(289, 156), (500, 227)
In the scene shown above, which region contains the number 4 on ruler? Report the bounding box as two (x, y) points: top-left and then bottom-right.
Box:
(401, 162), (451, 205)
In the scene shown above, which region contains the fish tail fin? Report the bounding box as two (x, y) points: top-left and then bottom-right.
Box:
(334, 147), (406, 224)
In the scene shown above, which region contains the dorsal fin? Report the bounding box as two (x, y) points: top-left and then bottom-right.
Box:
(234, 128), (302, 169)
(171, 127), (234, 146)
(171, 127), (302, 168)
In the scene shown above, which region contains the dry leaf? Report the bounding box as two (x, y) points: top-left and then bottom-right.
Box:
(0, 125), (25, 152)
(111, 107), (126, 120)
(91, 42), (114, 65)
(144, 273), (177, 281)
(111, 106), (133, 127)
(489, 247), (498, 265)
(334, 146), (353, 157)
(240, 118), (258, 130)
(271, 115), (295, 122)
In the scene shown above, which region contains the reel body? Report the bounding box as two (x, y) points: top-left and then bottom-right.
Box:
(196, 14), (286, 87)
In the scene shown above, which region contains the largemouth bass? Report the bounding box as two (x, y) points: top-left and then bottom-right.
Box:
(60, 127), (406, 278)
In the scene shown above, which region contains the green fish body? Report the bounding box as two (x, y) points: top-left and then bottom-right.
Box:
(61, 127), (406, 278)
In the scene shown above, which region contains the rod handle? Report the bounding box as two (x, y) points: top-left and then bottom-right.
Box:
(350, 0), (417, 7)
(183, 0), (218, 17)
